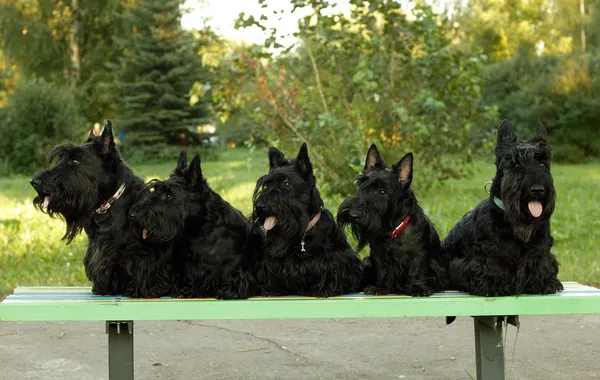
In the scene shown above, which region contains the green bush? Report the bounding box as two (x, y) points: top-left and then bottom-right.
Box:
(223, 1), (499, 195)
(0, 78), (86, 175)
(480, 52), (600, 162)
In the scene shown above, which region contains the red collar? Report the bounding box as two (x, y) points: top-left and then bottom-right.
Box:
(389, 215), (411, 239)
(306, 210), (322, 232)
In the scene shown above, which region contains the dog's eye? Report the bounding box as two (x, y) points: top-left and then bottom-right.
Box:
(540, 163), (546, 168)
(283, 180), (291, 187)
(379, 189), (386, 195)
(70, 159), (79, 165)
(161, 193), (171, 201)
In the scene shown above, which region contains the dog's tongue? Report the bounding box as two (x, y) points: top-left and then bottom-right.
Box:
(43, 196), (51, 209)
(528, 201), (543, 218)
(263, 216), (277, 231)
(142, 228), (149, 240)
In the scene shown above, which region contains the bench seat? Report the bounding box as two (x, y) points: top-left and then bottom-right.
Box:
(2, 281), (600, 321)
(2, 281), (600, 380)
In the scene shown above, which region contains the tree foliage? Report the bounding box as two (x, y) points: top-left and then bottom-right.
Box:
(109, 0), (213, 162)
(448, 0), (596, 58)
(0, 0), (137, 121)
(213, 0), (497, 194)
(0, 78), (84, 175)
(480, 51), (600, 162)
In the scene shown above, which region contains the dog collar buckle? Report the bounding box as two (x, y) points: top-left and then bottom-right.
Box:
(389, 215), (411, 239)
(95, 184), (126, 214)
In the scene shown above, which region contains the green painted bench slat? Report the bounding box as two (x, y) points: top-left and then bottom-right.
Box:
(2, 282), (599, 322)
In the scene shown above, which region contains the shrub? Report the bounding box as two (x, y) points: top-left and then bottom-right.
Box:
(0, 78), (86, 175)
(480, 52), (600, 162)
(220, 1), (498, 195)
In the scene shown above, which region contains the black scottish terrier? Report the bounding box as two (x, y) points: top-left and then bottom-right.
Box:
(130, 151), (263, 299)
(443, 120), (563, 297)
(30, 121), (173, 297)
(337, 144), (444, 296)
(252, 143), (363, 297)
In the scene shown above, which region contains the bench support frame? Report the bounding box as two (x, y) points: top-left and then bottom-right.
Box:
(106, 321), (134, 380)
(98, 316), (521, 380)
(473, 316), (519, 380)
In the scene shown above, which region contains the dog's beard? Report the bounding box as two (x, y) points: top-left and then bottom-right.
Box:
(34, 190), (97, 243)
(130, 204), (185, 243)
(137, 217), (182, 243)
(500, 179), (555, 243)
(253, 201), (309, 257)
(337, 200), (382, 252)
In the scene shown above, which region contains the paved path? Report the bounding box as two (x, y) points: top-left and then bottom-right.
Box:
(1, 315), (599, 379)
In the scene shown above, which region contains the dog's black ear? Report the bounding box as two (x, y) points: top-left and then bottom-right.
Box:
(495, 119), (517, 156)
(268, 147), (286, 169)
(186, 154), (203, 187)
(393, 152), (413, 187)
(533, 120), (548, 143)
(364, 143), (385, 172)
(94, 120), (115, 155)
(174, 151), (188, 177)
(295, 143), (313, 178)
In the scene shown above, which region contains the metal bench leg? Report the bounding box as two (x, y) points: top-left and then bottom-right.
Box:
(474, 317), (505, 380)
(106, 321), (134, 380)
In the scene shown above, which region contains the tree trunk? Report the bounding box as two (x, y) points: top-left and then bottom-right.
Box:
(70, 0), (81, 82)
(580, 0), (586, 52)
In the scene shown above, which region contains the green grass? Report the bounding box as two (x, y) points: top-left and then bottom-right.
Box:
(1, 148), (599, 294)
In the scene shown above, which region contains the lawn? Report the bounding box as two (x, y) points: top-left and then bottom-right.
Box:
(1, 148), (598, 294)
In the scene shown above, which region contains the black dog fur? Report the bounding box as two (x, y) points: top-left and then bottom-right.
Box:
(130, 151), (264, 299)
(337, 144), (444, 296)
(252, 143), (363, 297)
(30, 121), (173, 297)
(443, 120), (563, 299)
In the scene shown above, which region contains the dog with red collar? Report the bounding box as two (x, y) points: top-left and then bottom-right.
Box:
(337, 144), (445, 296)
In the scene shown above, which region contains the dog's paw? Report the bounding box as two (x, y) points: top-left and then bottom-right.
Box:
(91, 284), (103, 295)
(172, 285), (195, 298)
(405, 283), (434, 297)
(215, 290), (250, 300)
(364, 286), (392, 296)
(302, 289), (342, 298)
(124, 287), (139, 298)
(261, 288), (285, 297)
(538, 279), (563, 294)
(407, 289), (433, 297)
(551, 278), (564, 292)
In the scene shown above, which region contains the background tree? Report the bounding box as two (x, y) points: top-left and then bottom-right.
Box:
(224, 0), (498, 194)
(109, 0), (213, 162)
(0, 0), (136, 120)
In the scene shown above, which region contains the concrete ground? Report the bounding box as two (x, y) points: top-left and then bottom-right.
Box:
(1, 315), (599, 380)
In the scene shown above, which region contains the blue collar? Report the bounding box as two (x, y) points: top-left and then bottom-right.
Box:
(493, 197), (505, 211)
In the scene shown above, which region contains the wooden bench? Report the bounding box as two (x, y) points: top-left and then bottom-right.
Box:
(2, 281), (600, 380)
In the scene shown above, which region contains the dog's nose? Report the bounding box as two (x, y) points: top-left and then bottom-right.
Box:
(30, 178), (41, 189)
(349, 210), (361, 220)
(530, 185), (545, 196)
(255, 203), (266, 212)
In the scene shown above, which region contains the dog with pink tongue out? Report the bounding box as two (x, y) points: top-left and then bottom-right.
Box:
(442, 120), (563, 297)
(252, 143), (363, 297)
